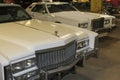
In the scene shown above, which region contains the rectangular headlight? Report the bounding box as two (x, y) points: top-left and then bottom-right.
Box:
(104, 19), (110, 24)
(4, 57), (37, 80)
(77, 40), (89, 50)
(11, 58), (36, 73)
(78, 23), (88, 28)
(14, 70), (39, 80)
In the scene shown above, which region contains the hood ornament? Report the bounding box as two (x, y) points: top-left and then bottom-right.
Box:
(54, 30), (59, 37)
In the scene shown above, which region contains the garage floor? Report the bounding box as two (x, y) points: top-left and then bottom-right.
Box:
(62, 19), (120, 80)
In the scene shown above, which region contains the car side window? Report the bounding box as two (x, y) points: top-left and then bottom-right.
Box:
(0, 9), (13, 22)
(32, 4), (47, 14)
(16, 10), (29, 19)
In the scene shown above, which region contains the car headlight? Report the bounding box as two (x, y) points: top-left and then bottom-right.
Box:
(4, 57), (36, 80)
(104, 19), (110, 24)
(14, 70), (39, 80)
(10, 57), (36, 73)
(78, 23), (88, 28)
(4, 66), (39, 80)
(77, 40), (89, 50)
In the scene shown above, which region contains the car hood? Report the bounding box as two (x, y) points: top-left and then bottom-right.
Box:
(78, 11), (102, 19)
(0, 22), (75, 65)
(99, 14), (115, 18)
(51, 11), (89, 23)
(84, 12), (115, 19)
(83, 12), (101, 17)
(16, 19), (89, 40)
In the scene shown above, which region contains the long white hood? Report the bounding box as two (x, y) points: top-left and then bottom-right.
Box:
(16, 19), (89, 39)
(52, 11), (89, 23)
(0, 22), (75, 63)
(78, 11), (101, 19)
(84, 12), (115, 19)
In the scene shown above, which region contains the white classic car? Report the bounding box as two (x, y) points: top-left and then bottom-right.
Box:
(26, 2), (116, 37)
(0, 4), (98, 80)
(72, 2), (116, 28)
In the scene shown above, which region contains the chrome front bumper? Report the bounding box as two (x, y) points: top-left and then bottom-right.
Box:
(39, 58), (79, 80)
(95, 28), (112, 37)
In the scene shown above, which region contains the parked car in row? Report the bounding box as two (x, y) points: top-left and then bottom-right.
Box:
(0, 3), (98, 80)
(72, 2), (116, 29)
(26, 2), (116, 37)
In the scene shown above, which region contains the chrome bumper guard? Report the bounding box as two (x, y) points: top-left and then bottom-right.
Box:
(85, 48), (99, 59)
(95, 28), (112, 34)
(39, 58), (79, 80)
(95, 28), (112, 37)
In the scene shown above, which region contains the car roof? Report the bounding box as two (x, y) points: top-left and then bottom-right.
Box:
(0, 3), (20, 7)
(32, 1), (68, 5)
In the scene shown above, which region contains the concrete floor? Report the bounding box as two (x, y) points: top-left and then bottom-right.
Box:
(62, 19), (120, 80)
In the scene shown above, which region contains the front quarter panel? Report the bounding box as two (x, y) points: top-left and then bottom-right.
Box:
(78, 28), (98, 49)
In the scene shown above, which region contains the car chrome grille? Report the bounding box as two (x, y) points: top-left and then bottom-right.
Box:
(35, 41), (76, 71)
(92, 18), (104, 30)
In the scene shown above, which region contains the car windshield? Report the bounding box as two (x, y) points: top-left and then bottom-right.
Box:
(72, 2), (90, 11)
(0, 6), (32, 23)
(47, 4), (76, 13)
